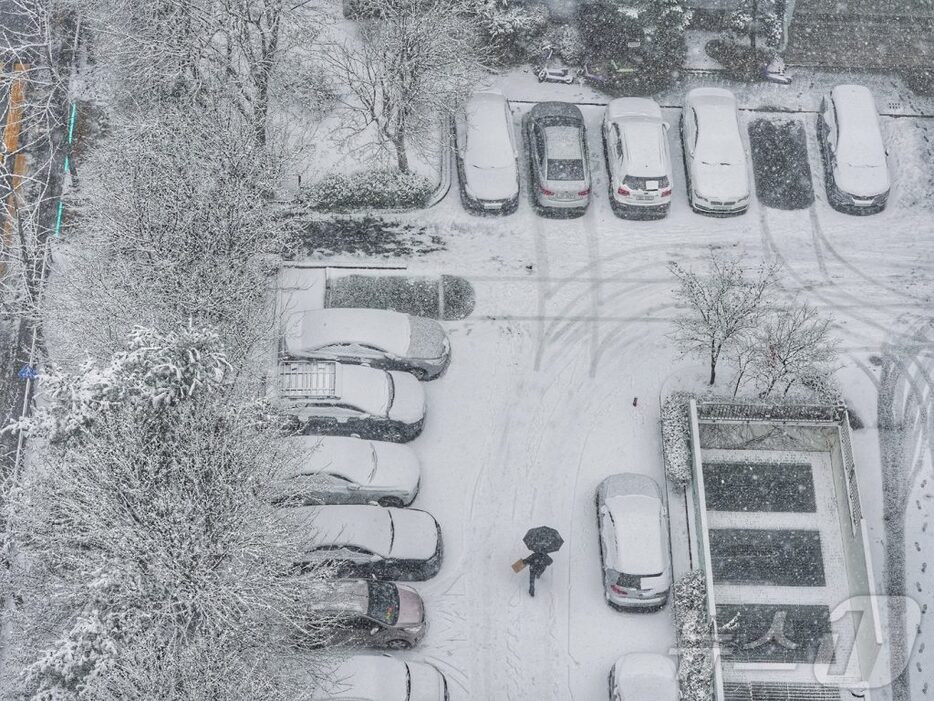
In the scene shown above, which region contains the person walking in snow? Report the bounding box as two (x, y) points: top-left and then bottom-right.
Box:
(523, 551), (553, 597)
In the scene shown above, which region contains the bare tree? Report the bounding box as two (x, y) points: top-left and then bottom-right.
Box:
(669, 251), (780, 386)
(317, 0), (486, 172)
(747, 298), (838, 397)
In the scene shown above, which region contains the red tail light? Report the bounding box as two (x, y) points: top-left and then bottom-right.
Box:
(610, 585), (628, 595)
(661, 188), (672, 197)
(539, 185), (554, 196)
(578, 188), (591, 196)
(617, 186), (630, 196)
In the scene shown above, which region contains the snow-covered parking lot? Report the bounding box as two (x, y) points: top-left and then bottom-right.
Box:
(329, 72), (934, 701)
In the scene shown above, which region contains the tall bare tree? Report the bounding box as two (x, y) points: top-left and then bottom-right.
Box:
(669, 251), (780, 386)
(317, 0), (486, 172)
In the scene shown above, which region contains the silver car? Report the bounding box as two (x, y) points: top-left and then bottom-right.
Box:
(305, 579), (426, 650)
(596, 474), (671, 610)
(523, 102), (591, 215)
(283, 308), (450, 380)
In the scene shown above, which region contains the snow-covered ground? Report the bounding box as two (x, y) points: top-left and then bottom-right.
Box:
(295, 68), (934, 699)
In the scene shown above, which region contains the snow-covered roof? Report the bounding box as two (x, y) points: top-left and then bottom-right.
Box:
(335, 364), (391, 416)
(621, 122), (668, 177)
(296, 505), (393, 556)
(832, 84), (887, 168)
(283, 308), (412, 358)
(277, 435), (377, 484)
(314, 655), (409, 701)
(307, 579), (369, 616)
(613, 653), (678, 700)
(545, 125), (584, 160)
(529, 101), (583, 124)
(606, 493), (665, 575)
(693, 96), (745, 166)
(464, 91), (515, 169)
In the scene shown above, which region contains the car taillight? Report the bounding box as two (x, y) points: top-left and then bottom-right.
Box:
(578, 188), (591, 196)
(610, 584), (628, 595)
(617, 186), (630, 196)
(539, 185), (554, 196)
(661, 188), (672, 197)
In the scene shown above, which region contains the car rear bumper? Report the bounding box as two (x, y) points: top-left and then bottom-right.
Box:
(605, 589), (668, 610)
(610, 197), (670, 218)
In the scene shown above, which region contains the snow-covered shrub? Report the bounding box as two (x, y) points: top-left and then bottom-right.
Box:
(304, 170), (434, 211)
(543, 24), (585, 64)
(662, 394), (693, 487)
(673, 570), (714, 701)
(13, 325), (230, 443)
(476, 0), (549, 65)
(725, 0), (783, 50)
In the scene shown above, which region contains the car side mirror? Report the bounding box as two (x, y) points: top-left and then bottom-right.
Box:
(662, 121), (670, 130)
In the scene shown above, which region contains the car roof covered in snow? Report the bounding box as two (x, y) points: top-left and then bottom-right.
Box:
(313, 655), (409, 700)
(276, 435), (378, 485)
(290, 505), (394, 556)
(284, 308), (412, 358)
(529, 101), (584, 125)
(690, 90), (744, 166)
(613, 653), (678, 700)
(306, 579), (369, 616)
(602, 475), (664, 575)
(544, 125), (585, 161)
(464, 91), (515, 169)
(831, 84), (887, 168)
(621, 122), (668, 176)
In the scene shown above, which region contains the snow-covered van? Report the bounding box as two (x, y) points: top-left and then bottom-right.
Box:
(819, 84), (890, 214)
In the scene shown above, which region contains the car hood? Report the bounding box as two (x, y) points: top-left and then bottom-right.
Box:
(386, 371), (426, 424)
(388, 509), (439, 560)
(834, 163), (890, 199)
(396, 585), (425, 627)
(366, 442), (421, 492)
(692, 161), (749, 200)
(407, 661), (446, 701)
(464, 163), (518, 201)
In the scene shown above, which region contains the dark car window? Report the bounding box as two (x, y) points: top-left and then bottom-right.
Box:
(547, 159), (584, 181)
(616, 571), (662, 588)
(623, 175), (670, 190)
(367, 580), (400, 625)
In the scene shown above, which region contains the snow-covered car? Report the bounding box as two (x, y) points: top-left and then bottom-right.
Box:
(305, 579), (426, 650)
(271, 436), (420, 508)
(282, 308), (451, 380)
(456, 91), (520, 213)
(602, 98), (673, 218)
(312, 654), (449, 701)
(818, 84), (890, 214)
(596, 474), (671, 610)
(681, 88), (750, 215)
(287, 504), (443, 581)
(276, 360), (425, 442)
(608, 653), (678, 701)
(523, 102), (592, 215)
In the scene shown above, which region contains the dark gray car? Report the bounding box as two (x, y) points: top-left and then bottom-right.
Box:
(522, 102), (592, 215)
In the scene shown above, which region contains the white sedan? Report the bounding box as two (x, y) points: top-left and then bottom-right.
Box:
(282, 308), (451, 380)
(603, 98), (673, 218)
(681, 87), (750, 215)
(270, 436), (420, 507)
(313, 654), (449, 701)
(609, 653), (678, 701)
(276, 360), (425, 442)
(285, 504), (443, 581)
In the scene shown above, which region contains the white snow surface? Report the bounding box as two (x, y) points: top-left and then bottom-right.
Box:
(297, 66), (934, 700)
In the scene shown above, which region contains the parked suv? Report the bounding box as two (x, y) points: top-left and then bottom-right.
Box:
(523, 102), (591, 215)
(818, 84), (890, 214)
(276, 360), (425, 442)
(603, 98), (673, 218)
(312, 654), (449, 701)
(681, 88), (750, 215)
(596, 474), (671, 610)
(283, 308), (451, 380)
(286, 504), (443, 581)
(271, 436), (420, 508)
(305, 579), (426, 650)
(456, 91), (520, 213)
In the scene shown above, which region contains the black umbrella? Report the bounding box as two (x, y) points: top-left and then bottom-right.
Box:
(523, 526), (564, 554)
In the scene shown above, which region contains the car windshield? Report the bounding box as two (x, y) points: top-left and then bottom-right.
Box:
(366, 580), (400, 625)
(547, 159), (584, 181)
(623, 175), (669, 190)
(616, 571), (662, 588)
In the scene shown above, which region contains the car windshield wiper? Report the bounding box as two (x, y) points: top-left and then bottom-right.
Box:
(368, 442), (379, 483)
(386, 373), (395, 412)
(387, 510), (395, 551)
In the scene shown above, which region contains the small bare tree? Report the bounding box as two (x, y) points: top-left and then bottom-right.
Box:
(669, 251), (780, 386)
(317, 0), (486, 172)
(747, 299), (838, 397)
